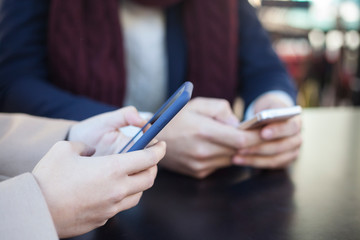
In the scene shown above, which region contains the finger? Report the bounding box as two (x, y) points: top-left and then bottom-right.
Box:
(167, 154), (233, 179)
(126, 165), (158, 195)
(188, 140), (236, 160)
(191, 98), (239, 126)
(119, 141), (166, 175)
(93, 132), (132, 156)
(233, 147), (300, 169)
(60, 141), (95, 157)
(261, 115), (302, 140)
(123, 107), (148, 127)
(189, 155), (233, 179)
(102, 106), (147, 129)
(198, 117), (263, 149)
(146, 138), (159, 148)
(253, 93), (292, 113)
(238, 133), (302, 156)
(114, 192), (143, 215)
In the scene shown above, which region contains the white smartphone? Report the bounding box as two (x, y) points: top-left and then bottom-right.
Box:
(238, 106), (302, 130)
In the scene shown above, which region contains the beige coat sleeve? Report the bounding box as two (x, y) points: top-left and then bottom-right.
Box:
(0, 113), (75, 179)
(0, 173), (58, 240)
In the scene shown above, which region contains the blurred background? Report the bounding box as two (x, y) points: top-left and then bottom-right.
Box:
(249, 0), (360, 107)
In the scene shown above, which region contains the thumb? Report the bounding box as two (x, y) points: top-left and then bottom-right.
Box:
(254, 94), (291, 113)
(102, 106), (147, 129)
(191, 98), (239, 126)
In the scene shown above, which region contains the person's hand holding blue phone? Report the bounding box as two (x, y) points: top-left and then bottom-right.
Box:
(119, 82), (193, 153)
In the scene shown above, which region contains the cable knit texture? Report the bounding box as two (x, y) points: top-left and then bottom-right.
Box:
(48, 0), (238, 106)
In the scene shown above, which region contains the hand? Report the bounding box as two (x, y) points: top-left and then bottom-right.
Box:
(233, 94), (302, 168)
(68, 107), (147, 155)
(32, 140), (166, 238)
(157, 97), (245, 179)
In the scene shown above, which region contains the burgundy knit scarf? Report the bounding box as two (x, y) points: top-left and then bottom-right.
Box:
(48, 0), (238, 106)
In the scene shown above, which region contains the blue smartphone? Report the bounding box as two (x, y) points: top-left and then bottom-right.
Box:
(119, 82), (193, 153)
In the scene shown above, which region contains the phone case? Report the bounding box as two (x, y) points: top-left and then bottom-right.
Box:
(119, 82), (193, 153)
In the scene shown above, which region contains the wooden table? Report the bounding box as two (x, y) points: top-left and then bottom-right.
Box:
(66, 108), (360, 240)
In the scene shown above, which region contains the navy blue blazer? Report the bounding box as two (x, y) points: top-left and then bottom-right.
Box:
(0, 0), (297, 121)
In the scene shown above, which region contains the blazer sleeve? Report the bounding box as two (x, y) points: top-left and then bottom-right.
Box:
(0, 113), (75, 179)
(0, 173), (58, 240)
(237, 0), (298, 110)
(0, 0), (116, 120)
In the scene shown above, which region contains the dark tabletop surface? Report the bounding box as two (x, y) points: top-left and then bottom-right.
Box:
(66, 108), (360, 240)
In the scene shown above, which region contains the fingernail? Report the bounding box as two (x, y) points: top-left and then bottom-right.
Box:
(262, 129), (273, 139)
